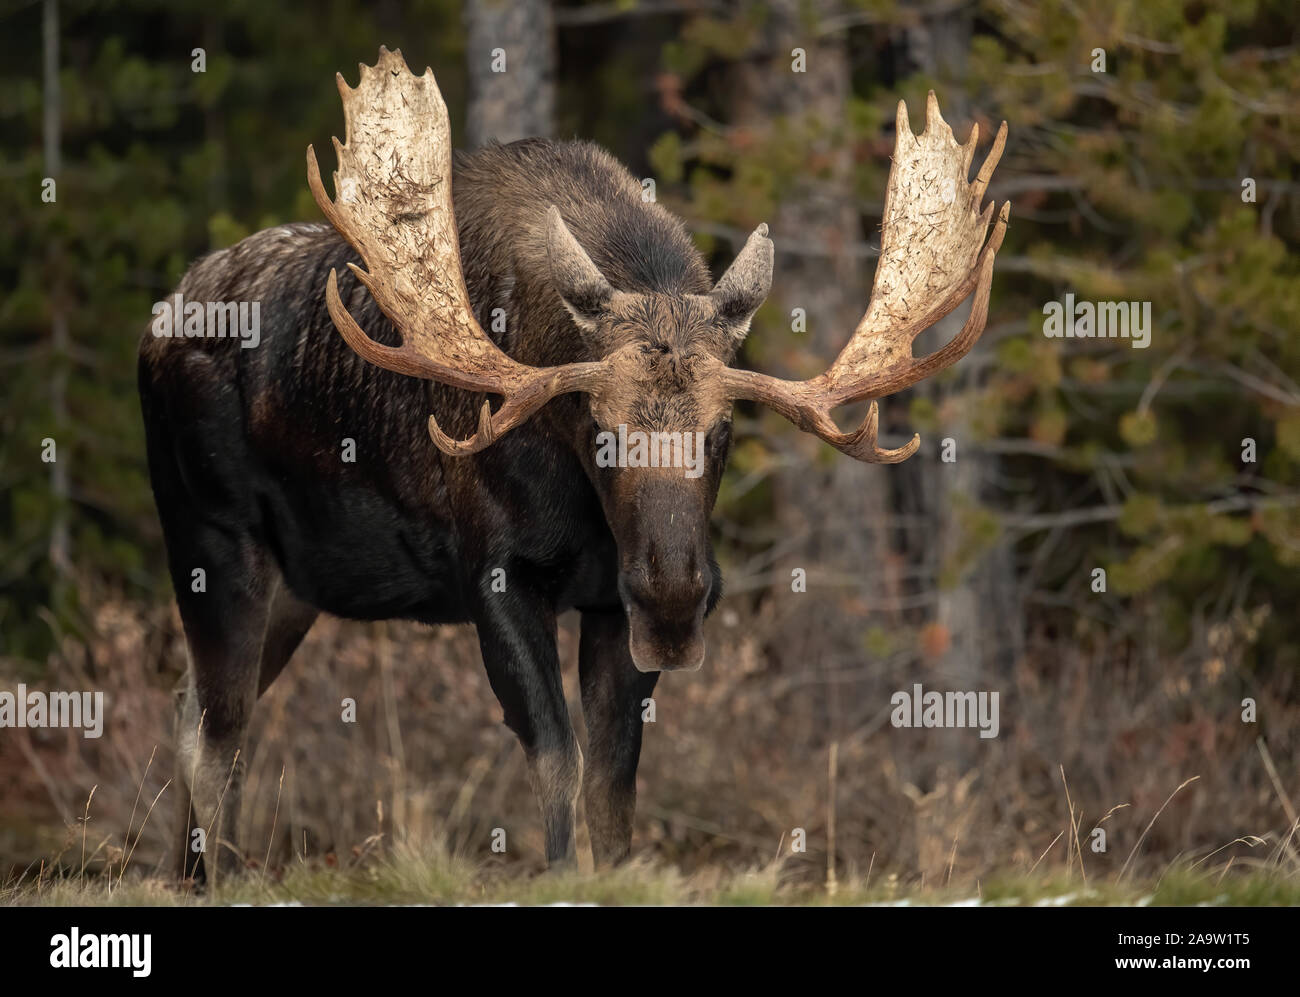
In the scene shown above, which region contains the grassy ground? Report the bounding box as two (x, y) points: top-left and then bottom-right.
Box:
(5, 845), (1299, 906)
(6, 606), (1298, 908)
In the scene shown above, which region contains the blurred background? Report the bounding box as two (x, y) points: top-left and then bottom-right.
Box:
(1, 0), (1298, 890)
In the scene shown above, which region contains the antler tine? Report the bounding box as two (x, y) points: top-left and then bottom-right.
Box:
(426, 361), (610, 456)
(804, 398), (921, 464)
(971, 120), (1007, 207)
(307, 48), (608, 456)
(720, 91), (1010, 464)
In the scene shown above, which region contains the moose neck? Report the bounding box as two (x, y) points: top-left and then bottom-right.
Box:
(451, 139), (714, 371)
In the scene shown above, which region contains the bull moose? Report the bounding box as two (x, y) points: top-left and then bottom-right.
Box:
(138, 47), (1009, 881)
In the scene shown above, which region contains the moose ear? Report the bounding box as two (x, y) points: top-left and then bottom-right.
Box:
(709, 223), (773, 345)
(546, 205), (614, 333)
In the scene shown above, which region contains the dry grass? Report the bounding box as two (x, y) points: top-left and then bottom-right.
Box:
(6, 842), (1299, 907)
(1, 590), (1297, 904)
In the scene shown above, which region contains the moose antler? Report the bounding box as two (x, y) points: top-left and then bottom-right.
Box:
(720, 92), (1010, 463)
(310, 53), (1007, 465)
(306, 47), (607, 454)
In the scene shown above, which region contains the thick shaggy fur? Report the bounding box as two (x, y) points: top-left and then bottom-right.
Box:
(139, 139), (753, 878)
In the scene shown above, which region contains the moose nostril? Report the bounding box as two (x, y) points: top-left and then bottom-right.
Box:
(621, 568), (709, 621)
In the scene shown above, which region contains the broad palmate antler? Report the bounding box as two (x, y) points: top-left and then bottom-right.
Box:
(309, 50), (1009, 463)
(718, 92), (1009, 462)
(306, 47), (608, 454)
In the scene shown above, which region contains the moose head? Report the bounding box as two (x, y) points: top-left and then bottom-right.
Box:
(306, 47), (1009, 672)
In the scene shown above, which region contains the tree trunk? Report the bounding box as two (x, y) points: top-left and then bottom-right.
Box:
(729, 0), (892, 742)
(904, 2), (1019, 681)
(894, 2), (1021, 881)
(464, 0), (555, 147)
(44, 0), (70, 580)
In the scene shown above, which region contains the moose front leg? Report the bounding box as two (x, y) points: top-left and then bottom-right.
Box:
(473, 585), (582, 867)
(579, 608), (659, 867)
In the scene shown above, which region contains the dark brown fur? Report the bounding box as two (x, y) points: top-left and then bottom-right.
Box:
(139, 138), (771, 878)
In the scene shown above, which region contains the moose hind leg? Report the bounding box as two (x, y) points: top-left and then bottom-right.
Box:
(172, 685), (206, 883)
(579, 609), (659, 867)
(257, 582), (319, 696)
(171, 528), (274, 886)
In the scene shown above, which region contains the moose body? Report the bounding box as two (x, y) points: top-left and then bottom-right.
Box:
(140, 138), (736, 877)
(140, 49), (1008, 882)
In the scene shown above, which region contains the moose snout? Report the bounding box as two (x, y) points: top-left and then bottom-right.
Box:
(620, 569), (710, 673)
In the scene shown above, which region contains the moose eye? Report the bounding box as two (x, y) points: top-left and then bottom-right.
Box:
(708, 420), (733, 457)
